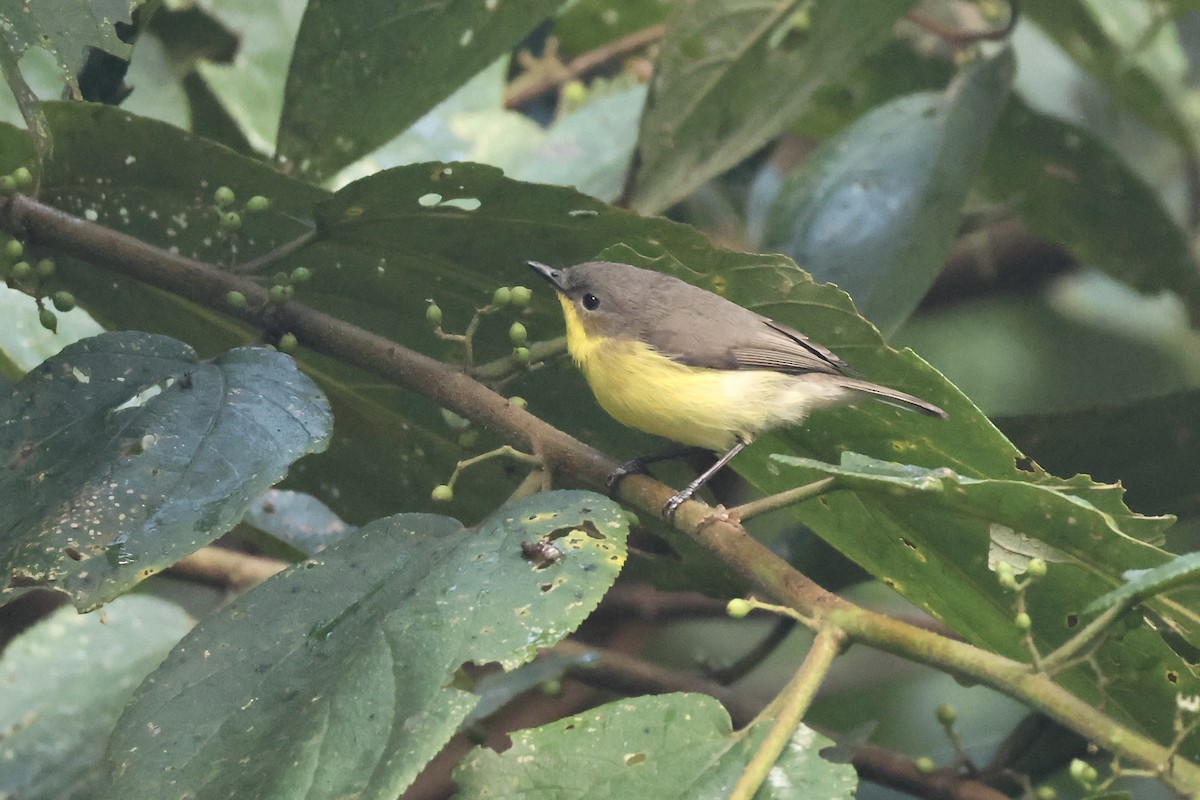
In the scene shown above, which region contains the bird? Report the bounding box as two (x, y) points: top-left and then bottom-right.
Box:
(528, 260), (946, 515)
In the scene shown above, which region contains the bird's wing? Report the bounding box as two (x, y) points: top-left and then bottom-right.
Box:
(638, 287), (849, 376)
(727, 319), (849, 375)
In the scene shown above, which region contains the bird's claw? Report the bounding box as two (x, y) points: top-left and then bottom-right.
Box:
(606, 457), (650, 491)
(662, 490), (693, 520)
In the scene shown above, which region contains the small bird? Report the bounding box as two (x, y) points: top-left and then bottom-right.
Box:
(528, 260), (946, 515)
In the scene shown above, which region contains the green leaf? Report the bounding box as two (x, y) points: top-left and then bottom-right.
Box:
(997, 390), (1200, 516)
(0, 594), (197, 800)
(453, 693), (856, 798)
(1024, 1), (1200, 161)
(0, 331), (332, 610)
(0, 0), (140, 95)
(276, 0), (563, 182)
(978, 95), (1200, 317)
(99, 490), (630, 800)
(1085, 551), (1200, 615)
(757, 452), (1198, 750)
(630, 0), (912, 214)
(761, 51), (1013, 335)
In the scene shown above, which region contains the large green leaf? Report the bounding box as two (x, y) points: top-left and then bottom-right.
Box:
(0, 331), (332, 610)
(453, 693), (856, 799)
(761, 51), (1012, 335)
(0, 594), (198, 800)
(99, 490), (630, 800)
(978, 95), (1200, 318)
(630, 0), (913, 214)
(276, 0), (562, 181)
(757, 453), (1193, 752)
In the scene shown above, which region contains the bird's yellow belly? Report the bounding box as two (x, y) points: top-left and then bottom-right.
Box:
(570, 335), (821, 452)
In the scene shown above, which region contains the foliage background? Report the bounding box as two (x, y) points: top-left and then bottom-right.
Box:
(3, 1), (1200, 799)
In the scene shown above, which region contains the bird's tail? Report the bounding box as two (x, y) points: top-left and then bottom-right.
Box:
(835, 377), (947, 419)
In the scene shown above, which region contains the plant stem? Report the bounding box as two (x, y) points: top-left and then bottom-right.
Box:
(728, 626), (845, 800)
(728, 476), (838, 522)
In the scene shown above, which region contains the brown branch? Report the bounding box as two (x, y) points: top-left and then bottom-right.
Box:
(503, 24), (666, 110)
(168, 546), (289, 592)
(5, 193), (1200, 795)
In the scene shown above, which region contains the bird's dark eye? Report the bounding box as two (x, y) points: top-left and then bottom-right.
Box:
(582, 293), (600, 311)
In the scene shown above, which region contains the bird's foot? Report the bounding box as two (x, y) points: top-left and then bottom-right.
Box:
(662, 488), (697, 520)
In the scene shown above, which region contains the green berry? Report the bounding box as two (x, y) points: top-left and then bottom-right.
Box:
(1026, 557), (1047, 577)
(510, 285), (532, 306)
(0, 175), (15, 195)
(281, 284), (294, 300)
(540, 678), (563, 697)
(214, 186), (236, 207)
(269, 284), (288, 304)
(10, 261), (31, 280)
(245, 195), (270, 213)
(426, 302), (443, 326)
(726, 598), (752, 618)
(1035, 786), (1056, 800)
(914, 756), (936, 774)
(935, 703), (956, 727)
(226, 290), (247, 309)
(995, 561), (1018, 591)
(51, 291), (75, 312)
(290, 266), (311, 284)
(219, 211), (242, 232)
(431, 484), (453, 502)
(38, 307), (57, 333)
(36, 258), (55, 278)
(274, 271), (290, 286)
(512, 346), (531, 365)
(12, 167), (32, 190)
(4, 239), (23, 260)
(1014, 612), (1032, 631)
(508, 396), (527, 409)
(508, 321), (527, 346)
(493, 286), (512, 306)
(278, 333), (298, 353)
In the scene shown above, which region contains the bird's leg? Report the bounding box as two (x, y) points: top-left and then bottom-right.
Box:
(664, 439), (750, 518)
(606, 445), (713, 490)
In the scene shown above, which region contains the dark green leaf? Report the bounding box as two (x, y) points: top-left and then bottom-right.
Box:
(761, 51), (1012, 335)
(0, 0), (139, 94)
(631, 0), (913, 214)
(453, 693), (856, 798)
(978, 95), (1200, 316)
(276, 0), (562, 181)
(998, 390), (1200, 516)
(0, 331), (332, 610)
(100, 491), (630, 800)
(0, 595), (197, 800)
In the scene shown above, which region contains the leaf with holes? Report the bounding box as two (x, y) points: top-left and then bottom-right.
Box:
(0, 331), (332, 610)
(99, 491), (629, 800)
(453, 693), (856, 798)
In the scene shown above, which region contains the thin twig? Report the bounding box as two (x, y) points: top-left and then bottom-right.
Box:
(728, 626), (845, 800)
(503, 24), (666, 109)
(727, 476), (838, 523)
(228, 229), (319, 275)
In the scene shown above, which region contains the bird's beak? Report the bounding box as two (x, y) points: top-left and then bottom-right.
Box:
(527, 260), (568, 293)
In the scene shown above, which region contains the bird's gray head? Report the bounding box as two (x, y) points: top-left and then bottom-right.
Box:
(528, 260), (673, 340)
